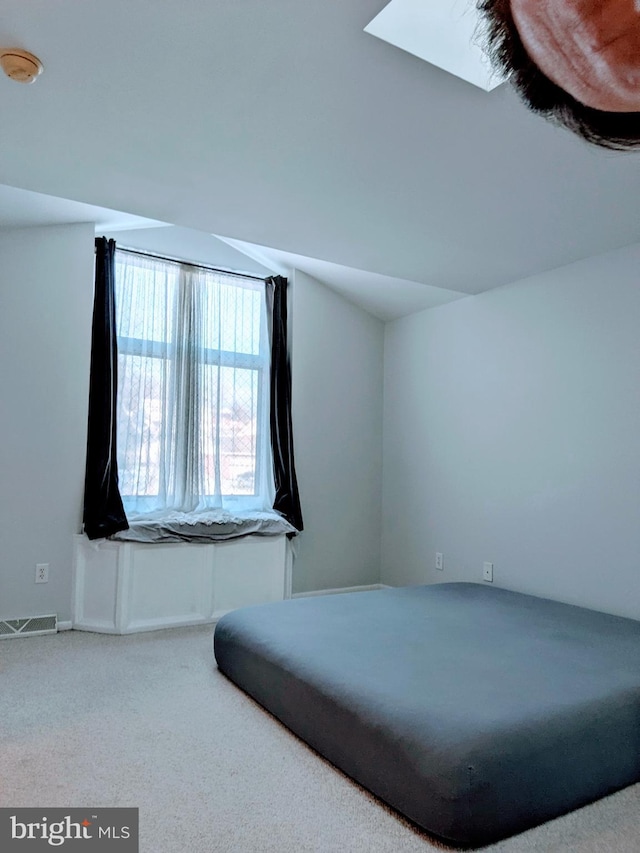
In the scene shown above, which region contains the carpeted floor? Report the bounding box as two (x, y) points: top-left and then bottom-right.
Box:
(0, 625), (638, 852)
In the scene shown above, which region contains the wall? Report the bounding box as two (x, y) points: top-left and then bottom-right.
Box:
(382, 243), (640, 620)
(0, 230), (384, 621)
(105, 226), (274, 277)
(291, 271), (384, 593)
(0, 223), (94, 623)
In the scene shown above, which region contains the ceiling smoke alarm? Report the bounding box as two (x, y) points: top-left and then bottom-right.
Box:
(0, 49), (44, 84)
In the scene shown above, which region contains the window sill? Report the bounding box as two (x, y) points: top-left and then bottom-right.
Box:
(108, 509), (296, 544)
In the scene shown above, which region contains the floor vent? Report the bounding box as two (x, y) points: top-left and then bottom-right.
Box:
(0, 615), (57, 639)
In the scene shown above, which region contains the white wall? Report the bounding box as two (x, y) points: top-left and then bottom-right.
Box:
(105, 226), (274, 278)
(0, 224), (94, 623)
(291, 271), (384, 593)
(0, 231), (383, 621)
(383, 243), (640, 620)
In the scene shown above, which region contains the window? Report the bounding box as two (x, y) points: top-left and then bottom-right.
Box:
(114, 250), (273, 519)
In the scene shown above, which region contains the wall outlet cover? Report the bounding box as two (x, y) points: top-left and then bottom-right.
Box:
(35, 563), (49, 584)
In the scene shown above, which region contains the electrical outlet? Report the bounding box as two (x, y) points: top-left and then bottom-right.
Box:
(483, 561), (493, 583)
(435, 552), (444, 571)
(35, 563), (49, 584)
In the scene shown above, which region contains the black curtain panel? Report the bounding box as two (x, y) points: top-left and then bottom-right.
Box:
(266, 276), (303, 533)
(82, 238), (129, 539)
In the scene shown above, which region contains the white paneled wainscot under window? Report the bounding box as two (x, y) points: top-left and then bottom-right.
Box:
(72, 534), (292, 634)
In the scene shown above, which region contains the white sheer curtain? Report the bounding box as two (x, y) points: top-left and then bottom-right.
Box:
(114, 250), (274, 520)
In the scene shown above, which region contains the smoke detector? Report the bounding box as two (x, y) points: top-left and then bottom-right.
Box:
(0, 49), (44, 84)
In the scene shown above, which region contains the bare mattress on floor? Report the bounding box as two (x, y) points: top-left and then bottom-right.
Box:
(213, 582), (640, 847)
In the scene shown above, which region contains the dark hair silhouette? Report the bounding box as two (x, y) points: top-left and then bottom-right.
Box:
(477, 0), (640, 150)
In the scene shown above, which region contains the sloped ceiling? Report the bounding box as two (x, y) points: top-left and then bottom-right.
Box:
(1, 0), (639, 315)
(0, 184), (163, 231)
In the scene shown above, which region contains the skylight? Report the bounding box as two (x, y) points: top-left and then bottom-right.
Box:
(364, 0), (504, 92)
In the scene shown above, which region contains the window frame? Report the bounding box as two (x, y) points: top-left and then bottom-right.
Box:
(114, 249), (271, 515)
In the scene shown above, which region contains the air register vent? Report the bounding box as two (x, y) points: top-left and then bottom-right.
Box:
(0, 615), (57, 639)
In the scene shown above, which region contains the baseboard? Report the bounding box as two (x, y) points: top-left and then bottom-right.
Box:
(57, 622), (73, 632)
(73, 616), (221, 635)
(291, 583), (388, 599)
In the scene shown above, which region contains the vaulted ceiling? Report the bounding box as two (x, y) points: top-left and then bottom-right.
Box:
(1, 0), (639, 318)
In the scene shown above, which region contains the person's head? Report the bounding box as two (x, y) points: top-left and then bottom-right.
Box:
(478, 0), (640, 149)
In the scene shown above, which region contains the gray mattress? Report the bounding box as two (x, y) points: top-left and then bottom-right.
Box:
(213, 582), (640, 846)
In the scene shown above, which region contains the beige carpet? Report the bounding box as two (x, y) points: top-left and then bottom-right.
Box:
(0, 626), (638, 852)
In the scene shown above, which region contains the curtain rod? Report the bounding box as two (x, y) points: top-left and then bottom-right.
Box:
(115, 245), (267, 282)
